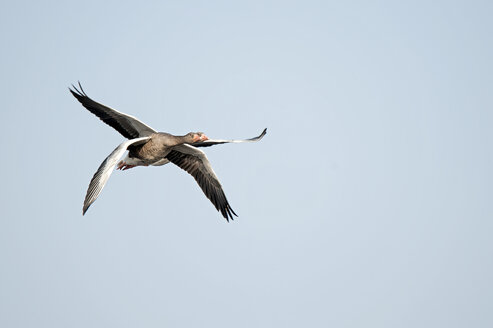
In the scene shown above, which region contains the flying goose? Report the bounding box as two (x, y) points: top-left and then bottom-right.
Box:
(70, 83), (266, 221)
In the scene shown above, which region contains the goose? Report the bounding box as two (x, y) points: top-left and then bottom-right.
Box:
(70, 83), (266, 221)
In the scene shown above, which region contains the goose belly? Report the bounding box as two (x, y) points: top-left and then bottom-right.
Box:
(121, 154), (170, 167)
(131, 141), (171, 163)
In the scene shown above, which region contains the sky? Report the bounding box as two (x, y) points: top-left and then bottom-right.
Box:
(1, 0), (492, 327)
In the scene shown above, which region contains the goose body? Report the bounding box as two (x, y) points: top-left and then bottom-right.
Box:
(70, 83), (266, 221)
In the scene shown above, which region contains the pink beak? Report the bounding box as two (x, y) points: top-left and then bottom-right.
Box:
(200, 134), (209, 141)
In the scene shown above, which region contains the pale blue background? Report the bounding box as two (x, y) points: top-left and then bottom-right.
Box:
(1, 1), (492, 327)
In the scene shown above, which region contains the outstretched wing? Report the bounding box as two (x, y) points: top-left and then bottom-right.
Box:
(193, 128), (267, 148)
(83, 137), (151, 215)
(70, 82), (156, 139)
(166, 144), (237, 221)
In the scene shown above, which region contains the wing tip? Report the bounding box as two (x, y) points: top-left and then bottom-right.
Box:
(223, 204), (238, 222)
(259, 128), (267, 139)
(250, 128), (267, 141)
(69, 81), (88, 99)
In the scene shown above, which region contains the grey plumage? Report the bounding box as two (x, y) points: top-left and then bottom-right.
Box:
(70, 83), (266, 221)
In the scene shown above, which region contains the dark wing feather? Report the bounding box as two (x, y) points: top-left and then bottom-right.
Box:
(69, 82), (156, 139)
(193, 128), (267, 148)
(166, 145), (237, 221)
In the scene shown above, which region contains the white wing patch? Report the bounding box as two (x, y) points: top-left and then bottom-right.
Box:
(82, 137), (150, 215)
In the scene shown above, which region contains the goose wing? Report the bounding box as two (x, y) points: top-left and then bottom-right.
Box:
(166, 144), (237, 221)
(193, 128), (267, 148)
(70, 82), (156, 139)
(83, 137), (151, 215)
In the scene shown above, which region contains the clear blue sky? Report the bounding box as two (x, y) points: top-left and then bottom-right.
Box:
(1, 1), (492, 327)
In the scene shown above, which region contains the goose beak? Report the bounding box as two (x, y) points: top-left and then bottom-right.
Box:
(200, 134), (209, 141)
